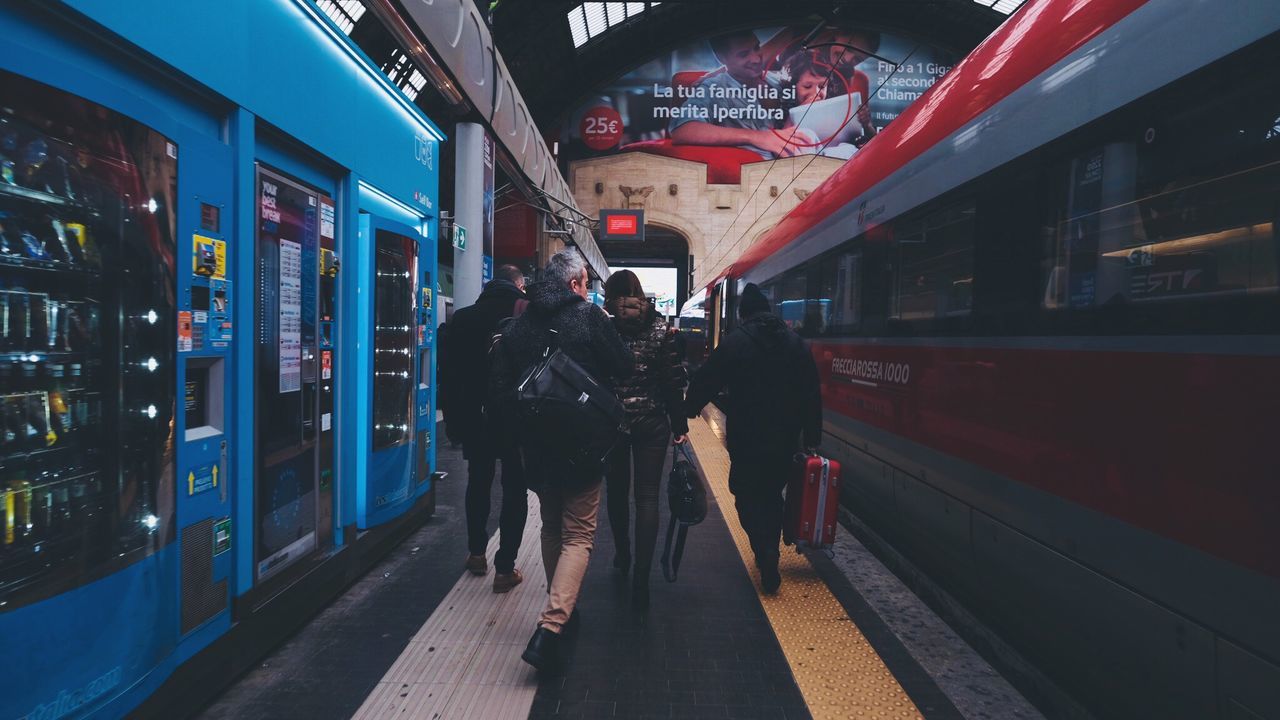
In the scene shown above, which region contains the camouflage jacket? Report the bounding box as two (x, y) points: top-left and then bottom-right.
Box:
(610, 297), (689, 435)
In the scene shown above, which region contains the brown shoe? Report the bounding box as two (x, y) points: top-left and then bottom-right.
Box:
(465, 554), (488, 576)
(493, 569), (523, 594)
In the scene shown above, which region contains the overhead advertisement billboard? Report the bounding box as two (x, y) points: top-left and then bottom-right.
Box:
(561, 24), (957, 181)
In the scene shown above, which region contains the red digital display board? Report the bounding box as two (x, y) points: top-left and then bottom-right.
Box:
(599, 209), (644, 242)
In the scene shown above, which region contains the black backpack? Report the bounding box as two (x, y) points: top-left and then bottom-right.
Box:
(661, 443), (707, 582)
(514, 329), (627, 483)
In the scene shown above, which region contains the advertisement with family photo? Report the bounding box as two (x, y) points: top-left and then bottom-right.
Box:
(561, 25), (957, 179)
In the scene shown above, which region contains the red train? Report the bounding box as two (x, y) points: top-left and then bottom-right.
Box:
(699, 1), (1280, 716)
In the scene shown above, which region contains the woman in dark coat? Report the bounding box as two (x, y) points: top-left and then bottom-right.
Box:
(603, 270), (688, 610)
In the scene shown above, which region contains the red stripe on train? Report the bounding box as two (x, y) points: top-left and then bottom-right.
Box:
(731, 0), (1149, 278)
(811, 340), (1279, 580)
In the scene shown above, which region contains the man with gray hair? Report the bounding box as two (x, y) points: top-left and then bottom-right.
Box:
(489, 248), (633, 670)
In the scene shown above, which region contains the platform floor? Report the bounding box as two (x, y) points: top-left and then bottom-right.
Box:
(194, 416), (1044, 720)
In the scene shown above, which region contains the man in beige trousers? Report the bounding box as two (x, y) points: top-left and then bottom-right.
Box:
(487, 249), (633, 670)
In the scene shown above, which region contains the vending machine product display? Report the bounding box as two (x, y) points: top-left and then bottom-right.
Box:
(356, 213), (433, 528)
(0, 69), (176, 607)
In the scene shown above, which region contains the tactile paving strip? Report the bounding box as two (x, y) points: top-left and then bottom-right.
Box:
(352, 491), (546, 720)
(688, 416), (924, 720)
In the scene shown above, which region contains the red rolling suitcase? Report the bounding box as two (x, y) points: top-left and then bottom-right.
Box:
(784, 454), (841, 551)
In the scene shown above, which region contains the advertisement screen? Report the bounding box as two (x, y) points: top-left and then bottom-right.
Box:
(561, 25), (956, 176)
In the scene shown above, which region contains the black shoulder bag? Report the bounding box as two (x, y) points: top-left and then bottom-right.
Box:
(660, 442), (708, 582)
(514, 329), (627, 482)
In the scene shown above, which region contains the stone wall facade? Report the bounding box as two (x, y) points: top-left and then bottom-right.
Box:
(569, 152), (844, 288)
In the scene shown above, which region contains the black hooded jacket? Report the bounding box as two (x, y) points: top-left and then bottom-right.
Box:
(684, 311), (822, 459)
(489, 280), (634, 421)
(440, 278), (527, 448)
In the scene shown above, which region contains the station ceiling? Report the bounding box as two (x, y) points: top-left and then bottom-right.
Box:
(489, 0), (1023, 130)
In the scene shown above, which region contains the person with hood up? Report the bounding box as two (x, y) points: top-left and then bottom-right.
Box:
(683, 283), (822, 594)
(442, 264), (530, 593)
(489, 249), (633, 670)
(602, 270), (688, 611)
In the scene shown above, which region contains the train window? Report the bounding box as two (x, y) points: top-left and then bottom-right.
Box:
(816, 245), (862, 335)
(890, 201), (975, 322)
(766, 268), (822, 335)
(1042, 66), (1280, 313)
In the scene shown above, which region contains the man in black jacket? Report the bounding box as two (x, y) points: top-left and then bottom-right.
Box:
(684, 283), (822, 594)
(490, 249), (633, 670)
(441, 265), (529, 592)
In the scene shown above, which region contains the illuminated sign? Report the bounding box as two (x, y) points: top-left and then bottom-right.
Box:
(599, 209), (644, 242)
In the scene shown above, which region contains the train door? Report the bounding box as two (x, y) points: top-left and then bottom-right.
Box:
(708, 284), (722, 349)
(356, 214), (421, 528)
(253, 167), (336, 583)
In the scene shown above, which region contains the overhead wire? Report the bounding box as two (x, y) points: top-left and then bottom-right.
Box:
(701, 43), (924, 281)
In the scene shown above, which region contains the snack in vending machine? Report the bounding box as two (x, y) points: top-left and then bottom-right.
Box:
(64, 222), (99, 267)
(24, 392), (56, 447)
(49, 218), (83, 265)
(0, 213), (21, 256)
(19, 137), (48, 191)
(19, 228), (49, 261)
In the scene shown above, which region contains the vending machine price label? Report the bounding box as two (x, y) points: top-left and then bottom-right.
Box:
(279, 239), (302, 393)
(178, 311), (193, 352)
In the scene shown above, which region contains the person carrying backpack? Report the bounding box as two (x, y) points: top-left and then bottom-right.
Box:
(488, 249), (633, 670)
(684, 283), (822, 594)
(602, 270), (688, 612)
(442, 265), (530, 592)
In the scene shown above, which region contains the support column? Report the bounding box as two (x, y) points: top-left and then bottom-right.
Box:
(453, 123), (485, 309)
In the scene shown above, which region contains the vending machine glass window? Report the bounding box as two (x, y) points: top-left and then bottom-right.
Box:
(372, 230), (417, 450)
(0, 71), (177, 609)
(255, 169), (330, 581)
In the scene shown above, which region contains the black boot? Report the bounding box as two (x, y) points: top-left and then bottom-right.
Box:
(758, 554), (782, 595)
(521, 627), (560, 671)
(631, 571), (650, 612)
(613, 547), (631, 575)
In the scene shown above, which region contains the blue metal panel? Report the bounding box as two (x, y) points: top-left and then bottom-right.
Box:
(174, 129), (236, 643)
(229, 109), (257, 596)
(0, 5), (220, 142)
(61, 0), (444, 211)
(1, 549), (175, 719)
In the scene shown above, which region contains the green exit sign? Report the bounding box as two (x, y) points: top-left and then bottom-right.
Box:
(453, 223), (468, 251)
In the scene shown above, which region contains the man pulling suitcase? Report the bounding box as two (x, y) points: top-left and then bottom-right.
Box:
(684, 283), (822, 594)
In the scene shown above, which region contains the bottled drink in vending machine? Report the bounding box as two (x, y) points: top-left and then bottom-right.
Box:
(1, 459), (12, 548)
(7, 461), (31, 545)
(47, 362), (73, 438)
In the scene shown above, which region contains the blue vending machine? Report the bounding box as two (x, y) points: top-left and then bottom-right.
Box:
(0, 64), (234, 716)
(353, 210), (434, 529)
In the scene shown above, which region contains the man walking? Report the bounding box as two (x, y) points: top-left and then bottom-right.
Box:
(442, 264), (530, 593)
(489, 250), (633, 670)
(684, 283), (822, 594)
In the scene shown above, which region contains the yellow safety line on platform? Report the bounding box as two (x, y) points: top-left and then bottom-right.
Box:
(687, 416), (924, 720)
